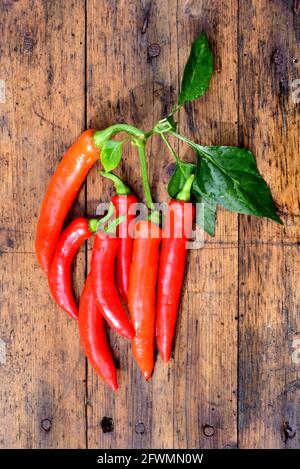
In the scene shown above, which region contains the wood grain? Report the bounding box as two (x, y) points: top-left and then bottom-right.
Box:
(0, 0), (86, 448)
(238, 0), (300, 449)
(0, 0), (299, 449)
(173, 0), (239, 449)
(86, 0), (160, 449)
(86, 0), (238, 449)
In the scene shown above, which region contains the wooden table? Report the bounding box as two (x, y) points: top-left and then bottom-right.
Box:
(0, 0), (299, 449)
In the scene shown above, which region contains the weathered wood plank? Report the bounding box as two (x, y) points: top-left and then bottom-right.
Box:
(0, 253), (86, 448)
(86, 0), (238, 449)
(0, 0), (86, 448)
(140, 0), (179, 450)
(172, 0), (239, 449)
(0, 0), (86, 253)
(238, 0), (300, 448)
(86, 0), (159, 449)
(1, 0), (298, 450)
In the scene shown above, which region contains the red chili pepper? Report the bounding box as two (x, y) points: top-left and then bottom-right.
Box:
(101, 172), (137, 303)
(156, 175), (195, 363)
(48, 217), (98, 320)
(36, 130), (99, 273)
(90, 226), (135, 340)
(79, 274), (118, 391)
(128, 218), (162, 380)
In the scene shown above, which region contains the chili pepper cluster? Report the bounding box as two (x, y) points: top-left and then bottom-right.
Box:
(36, 130), (194, 390)
(36, 32), (281, 390)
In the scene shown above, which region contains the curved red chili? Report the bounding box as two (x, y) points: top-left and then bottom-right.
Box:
(101, 172), (137, 303)
(79, 274), (118, 391)
(90, 230), (135, 340)
(48, 217), (95, 320)
(36, 130), (99, 273)
(156, 176), (195, 363)
(128, 219), (162, 380)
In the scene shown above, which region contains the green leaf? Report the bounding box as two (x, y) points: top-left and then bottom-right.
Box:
(193, 145), (282, 224)
(178, 31), (213, 106)
(199, 199), (217, 237)
(192, 181), (217, 236)
(100, 140), (124, 172)
(167, 160), (196, 198)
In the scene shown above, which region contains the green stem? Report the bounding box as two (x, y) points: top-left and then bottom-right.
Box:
(93, 122), (159, 213)
(146, 116), (176, 138)
(136, 142), (153, 210)
(160, 133), (180, 163)
(93, 124), (145, 149)
(169, 130), (199, 151)
(145, 128), (154, 139)
(176, 174), (194, 202)
(88, 203), (115, 232)
(148, 210), (161, 226)
(105, 215), (126, 234)
(100, 171), (131, 195)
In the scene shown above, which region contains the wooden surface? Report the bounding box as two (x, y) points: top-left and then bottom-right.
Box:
(0, 0), (299, 449)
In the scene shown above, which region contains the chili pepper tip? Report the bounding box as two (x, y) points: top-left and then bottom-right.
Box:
(123, 327), (135, 340)
(108, 381), (119, 391)
(161, 353), (170, 364)
(176, 174), (195, 202)
(143, 371), (152, 381)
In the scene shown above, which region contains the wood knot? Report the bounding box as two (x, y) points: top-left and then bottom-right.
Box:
(184, 4), (192, 15)
(148, 43), (160, 59)
(183, 1), (201, 18)
(203, 424), (215, 437)
(101, 416), (114, 433)
(135, 421), (145, 434)
(41, 418), (52, 432)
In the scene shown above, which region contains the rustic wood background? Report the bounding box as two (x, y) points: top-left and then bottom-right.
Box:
(0, 0), (299, 449)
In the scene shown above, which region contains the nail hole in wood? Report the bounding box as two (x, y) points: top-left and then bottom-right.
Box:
(135, 421), (145, 434)
(203, 424), (215, 437)
(184, 5), (191, 16)
(101, 416), (114, 433)
(148, 43), (160, 59)
(6, 238), (14, 248)
(41, 418), (52, 432)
